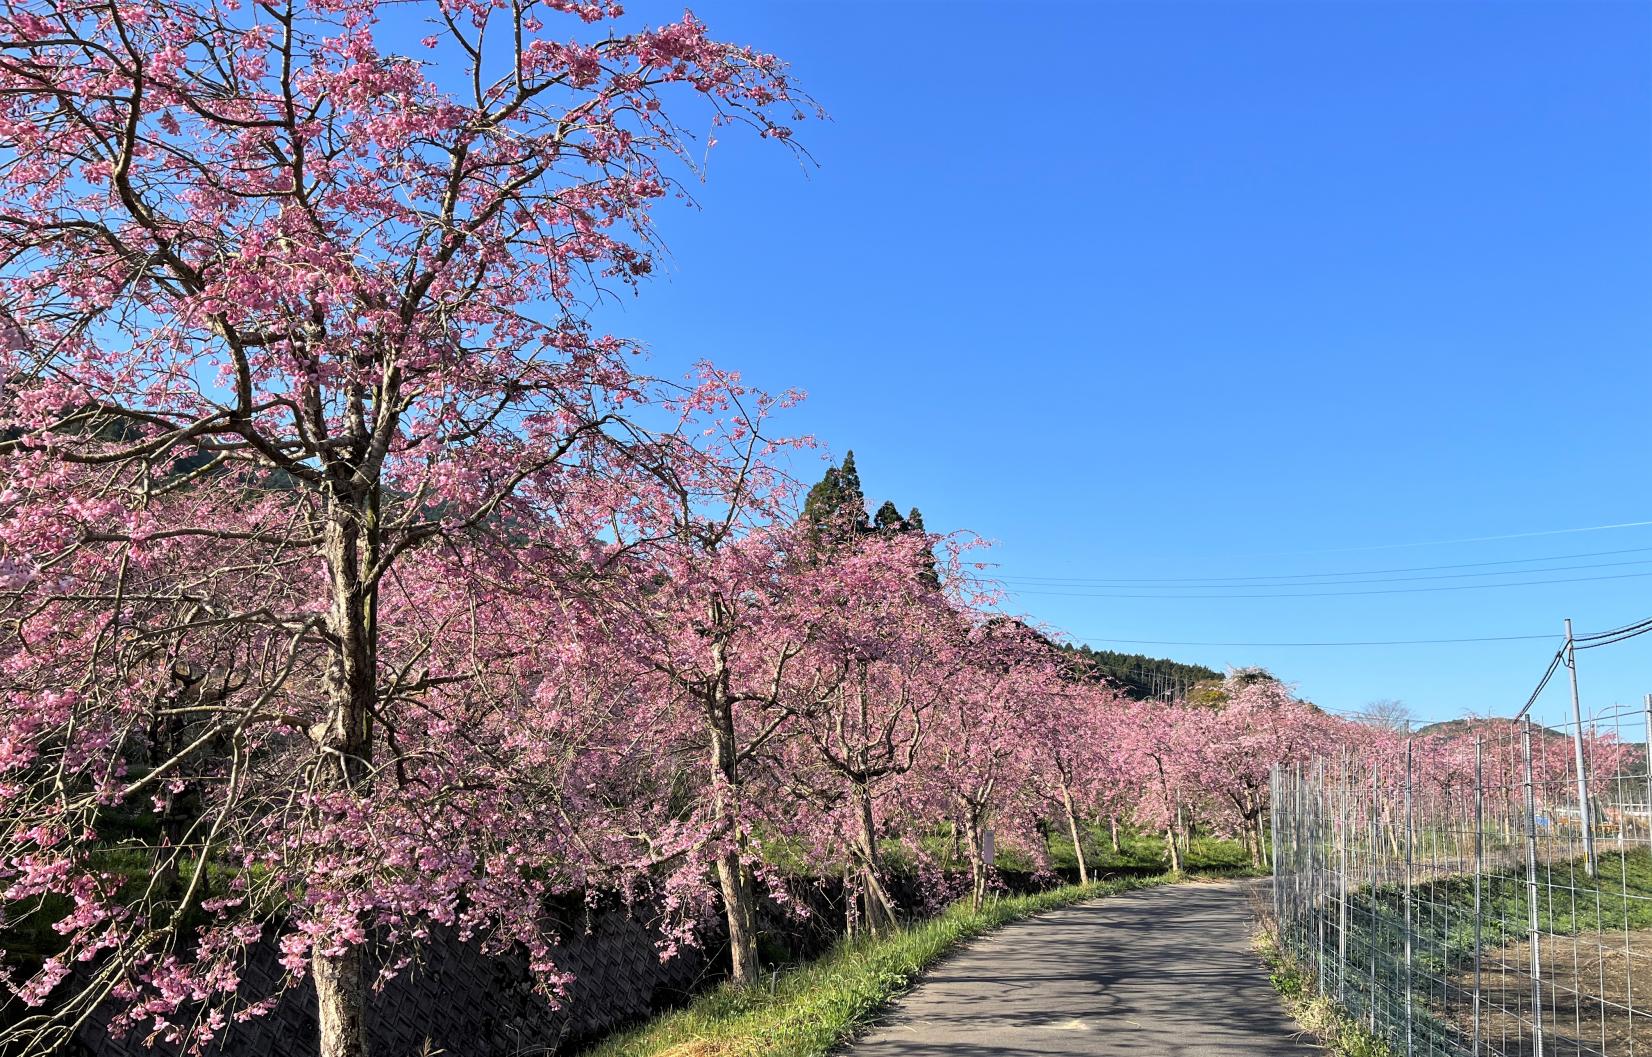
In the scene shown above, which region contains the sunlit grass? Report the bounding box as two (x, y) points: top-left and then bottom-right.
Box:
(1254, 922), (1397, 1057)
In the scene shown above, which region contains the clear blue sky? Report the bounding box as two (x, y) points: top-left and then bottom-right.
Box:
(598, 0), (1652, 727)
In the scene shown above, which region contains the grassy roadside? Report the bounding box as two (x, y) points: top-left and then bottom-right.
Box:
(584, 872), (1187, 1057)
(1252, 921), (1396, 1057)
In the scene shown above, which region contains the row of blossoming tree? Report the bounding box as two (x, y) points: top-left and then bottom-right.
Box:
(0, 0), (1553, 1055)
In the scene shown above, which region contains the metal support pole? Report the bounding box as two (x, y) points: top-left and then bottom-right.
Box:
(1644, 694), (1652, 849)
(1272, 765), (1282, 927)
(1473, 736), (1484, 1057)
(1523, 718), (1546, 1057)
(1338, 752), (1349, 1005)
(1288, 763), (1301, 951)
(1369, 760), (1379, 1033)
(1315, 758), (1327, 997)
(1404, 736), (1414, 1057)
(1564, 618), (1597, 876)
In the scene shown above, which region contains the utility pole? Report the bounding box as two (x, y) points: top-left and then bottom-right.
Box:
(1564, 618), (1596, 877)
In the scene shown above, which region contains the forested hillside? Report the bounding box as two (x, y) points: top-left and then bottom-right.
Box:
(1060, 645), (1223, 701)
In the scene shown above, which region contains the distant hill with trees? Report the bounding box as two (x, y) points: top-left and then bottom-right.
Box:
(1059, 644), (1224, 702)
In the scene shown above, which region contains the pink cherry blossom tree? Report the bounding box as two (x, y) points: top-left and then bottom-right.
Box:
(0, 0), (806, 1052)
(773, 534), (963, 934)
(549, 375), (818, 988)
(915, 621), (1052, 911)
(1119, 698), (1201, 873)
(1025, 678), (1132, 885)
(1186, 674), (1340, 865)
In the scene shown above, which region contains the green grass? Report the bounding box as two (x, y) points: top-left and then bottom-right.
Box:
(1278, 847), (1652, 1054)
(1045, 821), (1263, 877)
(582, 873), (1190, 1057)
(1333, 848), (1652, 978)
(1255, 922), (1397, 1057)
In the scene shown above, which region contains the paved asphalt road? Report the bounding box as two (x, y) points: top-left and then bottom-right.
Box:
(843, 880), (1323, 1057)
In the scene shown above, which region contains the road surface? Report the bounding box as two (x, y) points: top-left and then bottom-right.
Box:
(844, 880), (1322, 1057)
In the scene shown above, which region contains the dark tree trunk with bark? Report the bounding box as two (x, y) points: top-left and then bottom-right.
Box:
(961, 807), (988, 912)
(705, 623), (761, 985)
(314, 945), (370, 1057)
(851, 779), (899, 933)
(313, 496), (378, 1057)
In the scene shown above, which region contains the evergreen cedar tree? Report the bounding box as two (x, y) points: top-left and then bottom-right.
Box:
(799, 453), (935, 583)
(800, 451), (930, 544)
(0, 3), (1621, 1056)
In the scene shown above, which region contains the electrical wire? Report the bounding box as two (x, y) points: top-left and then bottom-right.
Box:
(1008, 569), (1652, 600)
(1572, 615), (1652, 650)
(1513, 650), (1565, 721)
(1000, 555), (1652, 590)
(1068, 633), (1558, 648)
(1297, 519), (1652, 554)
(995, 545), (1652, 587)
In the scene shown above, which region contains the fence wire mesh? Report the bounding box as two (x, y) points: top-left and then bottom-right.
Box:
(1272, 699), (1652, 1057)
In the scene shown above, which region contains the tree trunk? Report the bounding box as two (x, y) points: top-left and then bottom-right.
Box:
(705, 652), (760, 985)
(1164, 824), (1183, 873)
(1059, 783), (1089, 885)
(1109, 815), (1121, 854)
(315, 945), (370, 1057)
(715, 849), (761, 984)
(961, 810), (987, 912)
(852, 780), (898, 933)
(314, 501), (378, 1057)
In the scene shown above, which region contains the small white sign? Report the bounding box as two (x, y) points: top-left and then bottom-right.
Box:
(981, 827), (995, 866)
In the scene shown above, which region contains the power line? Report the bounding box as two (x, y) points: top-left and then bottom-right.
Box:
(996, 545), (1652, 586)
(1514, 650), (1565, 721)
(1301, 519), (1652, 554)
(1574, 615), (1652, 649)
(1069, 634), (1559, 648)
(1000, 555), (1652, 590)
(1007, 569), (1652, 600)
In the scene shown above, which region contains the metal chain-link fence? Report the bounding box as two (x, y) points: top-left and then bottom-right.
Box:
(1272, 700), (1652, 1057)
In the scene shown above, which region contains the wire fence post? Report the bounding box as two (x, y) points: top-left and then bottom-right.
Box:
(1644, 694), (1652, 851)
(1522, 717), (1546, 1057)
(1369, 759), (1379, 1034)
(1271, 764), (1282, 927)
(1315, 758), (1327, 998)
(1403, 735), (1414, 1057)
(1294, 760), (1304, 963)
(1563, 618), (1597, 877)
(1337, 751), (1349, 1006)
(1472, 735), (1483, 1057)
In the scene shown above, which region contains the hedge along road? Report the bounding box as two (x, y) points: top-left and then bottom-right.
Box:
(842, 879), (1322, 1057)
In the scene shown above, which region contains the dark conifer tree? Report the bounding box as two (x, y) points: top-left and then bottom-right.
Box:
(836, 450), (869, 533)
(799, 457), (938, 586)
(800, 465), (843, 537)
(874, 500), (905, 532)
(800, 453), (868, 549)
